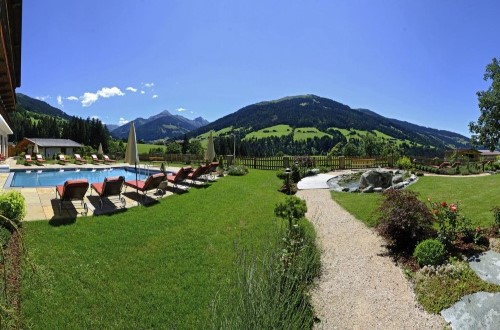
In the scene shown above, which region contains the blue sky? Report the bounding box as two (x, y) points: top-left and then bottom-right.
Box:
(18, 0), (500, 136)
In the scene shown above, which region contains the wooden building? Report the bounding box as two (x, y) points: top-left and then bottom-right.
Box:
(0, 0), (22, 157)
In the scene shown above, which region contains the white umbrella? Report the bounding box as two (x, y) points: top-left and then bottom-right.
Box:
(124, 122), (140, 201)
(98, 143), (103, 155)
(33, 143), (39, 154)
(206, 131), (216, 162)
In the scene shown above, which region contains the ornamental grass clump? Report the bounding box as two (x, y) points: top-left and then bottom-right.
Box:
(376, 190), (433, 256)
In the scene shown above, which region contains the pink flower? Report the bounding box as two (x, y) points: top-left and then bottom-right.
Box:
(450, 205), (457, 213)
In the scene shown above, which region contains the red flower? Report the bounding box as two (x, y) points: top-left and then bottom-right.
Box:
(450, 205), (457, 213)
(441, 201), (447, 207)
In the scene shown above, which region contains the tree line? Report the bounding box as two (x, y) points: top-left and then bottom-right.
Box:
(9, 110), (110, 152)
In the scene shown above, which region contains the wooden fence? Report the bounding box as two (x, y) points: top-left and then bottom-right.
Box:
(236, 156), (391, 170)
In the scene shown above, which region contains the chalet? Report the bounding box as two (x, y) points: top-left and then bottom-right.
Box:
(0, 0), (22, 157)
(477, 149), (500, 161)
(17, 138), (82, 158)
(445, 149), (500, 162)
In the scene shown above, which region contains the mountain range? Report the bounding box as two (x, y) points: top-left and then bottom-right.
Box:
(14, 93), (471, 154)
(109, 111), (210, 141)
(187, 94), (470, 150)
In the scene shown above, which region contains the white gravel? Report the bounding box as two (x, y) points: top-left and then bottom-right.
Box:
(297, 189), (446, 330)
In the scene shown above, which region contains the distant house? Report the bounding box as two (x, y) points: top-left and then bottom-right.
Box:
(445, 148), (500, 162)
(16, 138), (82, 158)
(477, 149), (500, 161)
(444, 149), (481, 161)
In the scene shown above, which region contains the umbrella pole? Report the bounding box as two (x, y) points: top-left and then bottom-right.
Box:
(135, 162), (139, 205)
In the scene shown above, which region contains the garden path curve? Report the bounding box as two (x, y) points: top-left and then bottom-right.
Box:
(297, 189), (446, 329)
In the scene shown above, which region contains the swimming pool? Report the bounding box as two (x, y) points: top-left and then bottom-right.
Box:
(6, 167), (164, 188)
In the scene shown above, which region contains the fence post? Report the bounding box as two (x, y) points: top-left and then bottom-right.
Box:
(253, 157), (257, 169)
(283, 156), (289, 169)
(339, 156), (345, 170)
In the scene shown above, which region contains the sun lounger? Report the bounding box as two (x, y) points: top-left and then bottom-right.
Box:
(187, 164), (209, 185)
(166, 166), (192, 190)
(55, 179), (89, 214)
(91, 176), (126, 209)
(202, 162), (219, 181)
(36, 154), (46, 164)
(74, 154), (87, 164)
(103, 155), (116, 164)
(58, 155), (70, 165)
(91, 154), (103, 164)
(124, 172), (167, 201)
(25, 155), (33, 165)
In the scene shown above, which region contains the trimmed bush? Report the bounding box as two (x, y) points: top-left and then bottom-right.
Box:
(376, 190), (433, 255)
(0, 191), (26, 228)
(414, 239), (446, 266)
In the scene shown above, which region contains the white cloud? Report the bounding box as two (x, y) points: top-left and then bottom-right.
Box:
(118, 117), (129, 125)
(140, 90), (145, 94)
(80, 86), (125, 107)
(143, 82), (154, 88)
(66, 96), (79, 101)
(81, 92), (99, 107)
(177, 107), (186, 112)
(126, 87), (138, 92)
(97, 87), (125, 98)
(57, 95), (63, 106)
(152, 94), (158, 99)
(35, 95), (50, 101)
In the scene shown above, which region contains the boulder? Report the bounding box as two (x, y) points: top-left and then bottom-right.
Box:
(392, 175), (404, 184)
(349, 187), (359, 193)
(362, 185), (374, 193)
(373, 187), (383, 193)
(410, 174), (417, 182)
(359, 169), (393, 189)
(393, 182), (405, 189)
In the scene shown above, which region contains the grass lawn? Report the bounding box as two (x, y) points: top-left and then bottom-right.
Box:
(137, 143), (166, 154)
(332, 174), (500, 228)
(22, 170), (289, 329)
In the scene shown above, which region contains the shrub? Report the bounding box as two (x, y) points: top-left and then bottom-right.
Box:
(414, 239), (446, 266)
(227, 165), (248, 176)
(376, 190), (433, 255)
(396, 156), (412, 170)
(0, 191), (26, 228)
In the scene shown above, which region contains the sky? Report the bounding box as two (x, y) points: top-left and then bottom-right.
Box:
(18, 0), (500, 136)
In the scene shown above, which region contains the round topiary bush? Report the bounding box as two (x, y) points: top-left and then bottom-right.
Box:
(0, 191), (27, 228)
(413, 239), (446, 266)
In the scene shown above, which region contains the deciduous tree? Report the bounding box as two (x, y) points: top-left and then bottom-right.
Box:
(469, 57), (500, 151)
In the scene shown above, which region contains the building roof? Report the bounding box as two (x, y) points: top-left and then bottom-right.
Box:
(23, 138), (82, 148)
(478, 150), (500, 156)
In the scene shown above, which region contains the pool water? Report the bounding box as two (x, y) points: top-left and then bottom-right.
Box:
(8, 167), (161, 188)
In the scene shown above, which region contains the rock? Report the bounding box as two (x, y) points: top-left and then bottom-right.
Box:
(373, 187), (383, 193)
(359, 169), (393, 189)
(402, 181), (410, 186)
(342, 187), (350, 192)
(468, 251), (500, 285)
(392, 175), (403, 184)
(349, 187), (359, 193)
(393, 182), (405, 189)
(410, 174), (417, 181)
(362, 185), (374, 193)
(441, 292), (500, 330)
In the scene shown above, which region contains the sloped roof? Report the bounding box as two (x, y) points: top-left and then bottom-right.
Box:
(478, 150), (500, 156)
(24, 138), (81, 148)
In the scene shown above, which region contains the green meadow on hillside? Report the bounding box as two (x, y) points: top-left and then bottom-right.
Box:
(244, 124), (292, 139)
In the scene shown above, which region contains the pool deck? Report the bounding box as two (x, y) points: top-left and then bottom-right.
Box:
(1, 158), (185, 221)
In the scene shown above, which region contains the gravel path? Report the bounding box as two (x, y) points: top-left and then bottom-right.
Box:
(297, 189), (446, 329)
